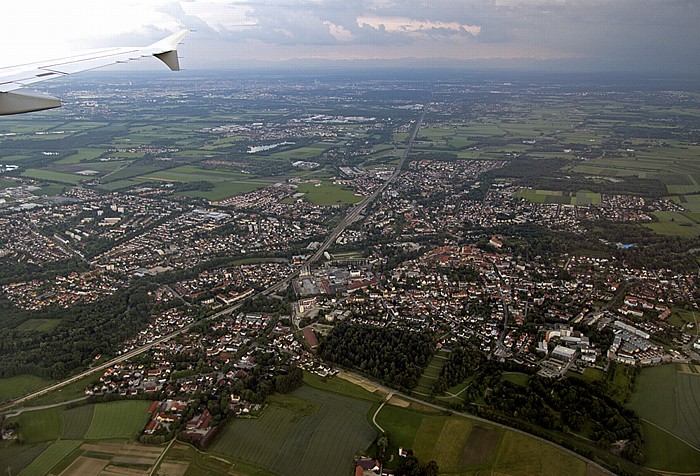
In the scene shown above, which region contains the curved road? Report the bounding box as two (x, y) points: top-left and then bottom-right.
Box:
(344, 371), (616, 476)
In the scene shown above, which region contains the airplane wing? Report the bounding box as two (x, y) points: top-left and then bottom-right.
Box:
(0, 30), (189, 115)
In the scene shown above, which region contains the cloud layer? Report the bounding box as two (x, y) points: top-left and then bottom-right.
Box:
(1, 0), (699, 72)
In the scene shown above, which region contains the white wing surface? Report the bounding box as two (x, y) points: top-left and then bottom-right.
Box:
(0, 30), (188, 115)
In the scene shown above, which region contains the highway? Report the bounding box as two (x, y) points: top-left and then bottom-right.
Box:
(0, 108), (425, 413)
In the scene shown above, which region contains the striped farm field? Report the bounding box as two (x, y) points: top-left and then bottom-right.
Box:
(18, 440), (81, 476)
(61, 404), (95, 439)
(629, 364), (700, 448)
(210, 385), (376, 476)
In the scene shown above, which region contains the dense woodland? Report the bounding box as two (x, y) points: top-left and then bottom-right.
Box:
(431, 342), (484, 396)
(0, 281), (166, 379)
(457, 361), (644, 465)
(318, 323), (434, 390)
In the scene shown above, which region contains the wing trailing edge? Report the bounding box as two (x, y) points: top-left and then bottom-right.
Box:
(0, 29), (189, 115)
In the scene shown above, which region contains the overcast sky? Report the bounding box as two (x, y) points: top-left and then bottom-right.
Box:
(2, 0), (699, 73)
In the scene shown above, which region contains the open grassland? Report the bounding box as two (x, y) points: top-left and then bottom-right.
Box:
(0, 375), (53, 402)
(98, 179), (141, 191)
(0, 178), (18, 189)
(516, 189), (601, 206)
(17, 319), (61, 332)
(18, 440), (82, 476)
(211, 385), (376, 476)
(175, 181), (270, 201)
(143, 165), (250, 183)
(0, 442), (48, 476)
(270, 144), (331, 160)
(21, 168), (84, 185)
(641, 421), (700, 473)
(629, 363), (700, 464)
(23, 374), (95, 406)
(101, 165), (163, 183)
(56, 148), (105, 164)
(304, 371), (384, 402)
(502, 372), (530, 386)
(644, 211), (700, 237)
(61, 404), (95, 439)
(492, 431), (587, 476)
(297, 181), (363, 205)
(376, 401), (598, 475)
(415, 351), (449, 396)
(163, 441), (276, 476)
(84, 400), (153, 439)
(9, 406), (63, 443)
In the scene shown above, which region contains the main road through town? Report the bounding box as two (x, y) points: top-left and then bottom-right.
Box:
(0, 106), (425, 413)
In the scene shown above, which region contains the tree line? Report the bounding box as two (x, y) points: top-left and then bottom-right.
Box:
(318, 322), (434, 391)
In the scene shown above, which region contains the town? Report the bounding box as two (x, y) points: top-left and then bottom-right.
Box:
(0, 74), (699, 475)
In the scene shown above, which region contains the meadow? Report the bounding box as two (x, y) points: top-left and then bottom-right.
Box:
(414, 351), (449, 396)
(210, 385), (376, 476)
(375, 401), (595, 475)
(84, 400), (153, 439)
(0, 375), (53, 403)
(16, 319), (61, 332)
(21, 168), (84, 185)
(296, 181), (364, 205)
(627, 364), (700, 472)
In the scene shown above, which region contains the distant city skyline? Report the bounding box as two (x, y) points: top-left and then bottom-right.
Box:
(2, 0), (699, 73)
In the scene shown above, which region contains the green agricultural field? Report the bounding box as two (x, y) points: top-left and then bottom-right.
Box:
(98, 179), (140, 191)
(667, 307), (699, 330)
(18, 440), (81, 476)
(175, 181), (270, 201)
(23, 374), (96, 406)
(644, 211), (700, 237)
(302, 372), (383, 403)
(270, 145), (329, 160)
(61, 404), (95, 439)
(376, 403), (594, 474)
(0, 178), (17, 189)
(21, 169), (83, 185)
(629, 364), (700, 455)
(84, 400), (153, 439)
(641, 421), (700, 473)
(0, 375), (53, 402)
(375, 404), (424, 452)
(0, 442), (48, 476)
(143, 165), (250, 183)
(210, 385), (376, 476)
(492, 431), (587, 476)
(17, 319), (61, 332)
(163, 441), (273, 476)
(56, 148), (105, 164)
(297, 181), (363, 205)
(101, 165), (163, 183)
(8, 406), (63, 443)
(37, 184), (68, 196)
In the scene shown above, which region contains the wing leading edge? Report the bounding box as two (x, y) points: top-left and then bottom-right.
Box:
(0, 29), (189, 115)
